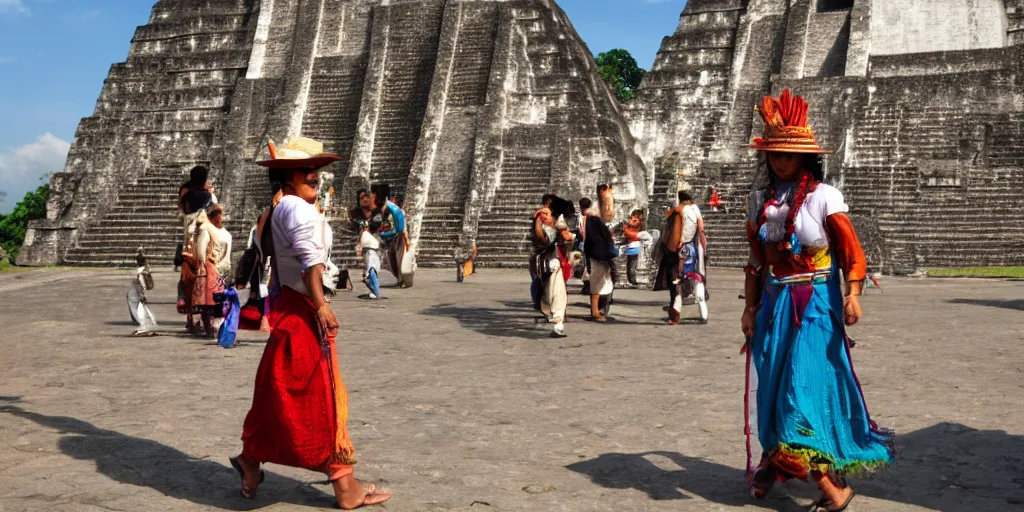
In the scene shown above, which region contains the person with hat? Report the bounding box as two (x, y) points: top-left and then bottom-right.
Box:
(740, 90), (892, 511)
(232, 138), (391, 509)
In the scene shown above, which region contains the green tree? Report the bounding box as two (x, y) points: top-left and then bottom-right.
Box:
(595, 49), (647, 102)
(0, 183), (50, 261)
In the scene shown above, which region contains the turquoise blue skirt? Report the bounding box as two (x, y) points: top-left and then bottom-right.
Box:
(745, 271), (892, 479)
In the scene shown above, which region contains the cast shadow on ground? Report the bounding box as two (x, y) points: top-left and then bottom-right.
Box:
(422, 301), (553, 340)
(0, 405), (334, 510)
(566, 451), (796, 509)
(568, 423), (1024, 511)
(947, 298), (1024, 311)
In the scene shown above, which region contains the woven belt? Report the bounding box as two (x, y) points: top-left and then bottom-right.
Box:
(768, 270), (831, 286)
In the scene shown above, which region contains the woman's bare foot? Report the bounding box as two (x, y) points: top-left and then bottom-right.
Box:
(332, 474), (391, 509)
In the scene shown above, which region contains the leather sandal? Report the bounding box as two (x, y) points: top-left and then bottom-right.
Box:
(809, 490), (855, 512)
(229, 456), (265, 499)
(338, 483), (391, 509)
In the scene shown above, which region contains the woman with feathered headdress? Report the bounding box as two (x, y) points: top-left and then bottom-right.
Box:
(741, 90), (892, 511)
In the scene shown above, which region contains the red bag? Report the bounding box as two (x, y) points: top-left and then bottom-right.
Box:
(238, 299), (264, 331)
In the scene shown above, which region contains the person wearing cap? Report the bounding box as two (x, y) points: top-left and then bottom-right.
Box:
(740, 90), (891, 511)
(654, 187), (708, 325)
(232, 138), (390, 509)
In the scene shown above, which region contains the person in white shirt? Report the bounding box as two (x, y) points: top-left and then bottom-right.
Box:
(654, 189), (708, 325)
(232, 137), (390, 510)
(356, 217), (383, 299)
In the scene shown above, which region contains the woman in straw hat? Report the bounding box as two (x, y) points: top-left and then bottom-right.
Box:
(740, 90), (892, 511)
(231, 137), (391, 509)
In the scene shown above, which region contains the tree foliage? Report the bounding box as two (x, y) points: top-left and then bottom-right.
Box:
(595, 49), (647, 102)
(0, 183), (50, 261)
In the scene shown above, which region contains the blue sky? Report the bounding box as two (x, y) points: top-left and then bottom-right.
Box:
(0, 0), (685, 212)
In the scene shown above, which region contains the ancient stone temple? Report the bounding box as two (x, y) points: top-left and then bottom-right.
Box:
(628, 0), (1024, 273)
(19, 0), (1024, 274)
(18, 0), (646, 268)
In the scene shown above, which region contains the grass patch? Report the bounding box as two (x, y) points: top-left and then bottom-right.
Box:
(0, 260), (31, 273)
(925, 267), (1024, 279)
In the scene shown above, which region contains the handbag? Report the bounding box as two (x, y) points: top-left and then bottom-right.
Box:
(238, 298), (263, 331)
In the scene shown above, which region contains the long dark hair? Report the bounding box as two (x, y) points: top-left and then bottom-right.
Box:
(756, 153), (825, 240)
(188, 165), (209, 188)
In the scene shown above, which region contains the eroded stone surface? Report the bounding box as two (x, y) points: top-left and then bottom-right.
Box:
(18, 0), (645, 270)
(1, 268), (1022, 511)
(627, 0), (1024, 273)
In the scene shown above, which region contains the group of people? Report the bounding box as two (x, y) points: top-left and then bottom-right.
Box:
(524, 89), (891, 511)
(350, 184), (414, 299)
(175, 165), (234, 338)
(527, 184), (709, 337)
(164, 88), (892, 512)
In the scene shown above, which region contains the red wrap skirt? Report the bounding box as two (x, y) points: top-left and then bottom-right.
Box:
(241, 287), (356, 480)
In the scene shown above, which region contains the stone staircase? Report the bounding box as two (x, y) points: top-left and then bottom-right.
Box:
(329, 219), (363, 272)
(302, 55), (368, 163)
(64, 168), (187, 267)
(446, 3), (499, 109)
(686, 162), (756, 268)
(474, 155), (552, 268)
(411, 3), (497, 267)
(416, 204), (467, 265)
(367, 1), (445, 195)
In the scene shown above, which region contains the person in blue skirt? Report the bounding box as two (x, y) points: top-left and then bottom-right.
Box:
(740, 89), (893, 512)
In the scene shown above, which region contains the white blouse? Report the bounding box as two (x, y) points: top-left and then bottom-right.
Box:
(271, 195), (327, 298)
(747, 183), (848, 249)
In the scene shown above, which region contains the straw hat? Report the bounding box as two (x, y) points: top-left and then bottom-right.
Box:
(748, 89), (831, 154)
(256, 137), (343, 169)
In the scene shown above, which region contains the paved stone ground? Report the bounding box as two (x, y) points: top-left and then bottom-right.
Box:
(0, 268), (1022, 512)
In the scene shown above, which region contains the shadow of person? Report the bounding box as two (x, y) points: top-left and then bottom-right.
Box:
(566, 451), (798, 509)
(948, 298), (1024, 311)
(423, 301), (551, 340)
(859, 422), (1024, 510)
(0, 405), (333, 510)
(568, 424), (1024, 511)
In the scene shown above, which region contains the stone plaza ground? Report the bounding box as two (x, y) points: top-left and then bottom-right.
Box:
(0, 268), (1021, 511)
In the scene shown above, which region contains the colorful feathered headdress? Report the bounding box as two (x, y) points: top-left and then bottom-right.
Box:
(748, 89), (830, 154)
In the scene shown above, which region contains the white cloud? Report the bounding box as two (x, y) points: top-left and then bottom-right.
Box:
(0, 56), (13, 64)
(0, 0), (28, 15)
(0, 134), (70, 213)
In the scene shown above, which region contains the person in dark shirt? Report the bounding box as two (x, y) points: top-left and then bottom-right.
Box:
(582, 201), (617, 321)
(175, 165), (216, 304)
(178, 165), (217, 243)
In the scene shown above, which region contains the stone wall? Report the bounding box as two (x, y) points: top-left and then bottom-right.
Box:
(870, 0), (1008, 55)
(20, 0), (648, 269)
(22, 0), (1024, 272)
(19, 0), (260, 266)
(626, 0), (1024, 274)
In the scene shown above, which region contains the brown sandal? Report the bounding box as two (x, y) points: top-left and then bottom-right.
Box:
(229, 456), (265, 499)
(809, 490), (855, 512)
(338, 483), (392, 509)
